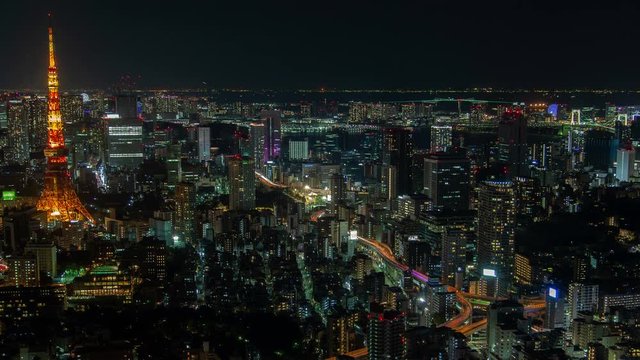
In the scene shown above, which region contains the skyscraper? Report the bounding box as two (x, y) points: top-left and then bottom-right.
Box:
(330, 173), (346, 215)
(261, 110), (281, 164)
(545, 287), (565, 329)
(477, 180), (516, 297)
(423, 151), (470, 211)
(288, 138), (309, 161)
(249, 122), (265, 170)
(37, 15), (94, 224)
(497, 112), (528, 177)
(174, 182), (196, 245)
(60, 94), (84, 124)
(383, 127), (414, 196)
(567, 283), (599, 321)
(106, 96), (144, 169)
(616, 145), (635, 182)
(430, 125), (452, 152)
(423, 210), (475, 287)
(166, 143), (182, 187)
(584, 130), (616, 171)
(228, 156), (256, 211)
(25, 96), (48, 154)
(197, 126), (211, 162)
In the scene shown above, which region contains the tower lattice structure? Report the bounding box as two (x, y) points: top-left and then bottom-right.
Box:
(36, 15), (94, 224)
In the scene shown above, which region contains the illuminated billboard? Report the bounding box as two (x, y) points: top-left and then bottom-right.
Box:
(482, 268), (496, 277)
(549, 288), (557, 299)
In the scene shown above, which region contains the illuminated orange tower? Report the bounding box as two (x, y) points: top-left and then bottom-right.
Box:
(36, 14), (94, 224)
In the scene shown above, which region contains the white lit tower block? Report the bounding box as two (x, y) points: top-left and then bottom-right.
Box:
(429, 125), (452, 152)
(616, 146), (635, 182)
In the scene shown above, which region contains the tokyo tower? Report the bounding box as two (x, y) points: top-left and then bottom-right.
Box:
(36, 15), (94, 224)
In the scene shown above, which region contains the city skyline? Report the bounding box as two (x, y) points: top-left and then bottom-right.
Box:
(2, 1), (640, 89)
(1, 4), (640, 360)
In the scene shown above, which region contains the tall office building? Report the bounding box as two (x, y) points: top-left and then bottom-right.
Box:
(106, 95), (143, 169)
(228, 156), (256, 211)
(584, 130), (616, 171)
(616, 145), (635, 182)
(383, 127), (414, 196)
(24, 242), (57, 279)
(330, 173), (347, 215)
(197, 127), (211, 162)
(423, 210), (475, 287)
(6, 100), (29, 164)
(545, 287), (565, 329)
(288, 138), (309, 161)
(367, 304), (407, 360)
(166, 144), (182, 186)
(406, 239), (430, 272)
(261, 110), (281, 163)
(423, 151), (470, 211)
(567, 283), (599, 321)
(497, 112), (528, 177)
(174, 182), (196, 244)
(140, 237), (167, 283)
(430, 125), (452, 152)
(6, 256), (39, 287)
(477, 180), (516, 297)
(249, 122), (265, 169)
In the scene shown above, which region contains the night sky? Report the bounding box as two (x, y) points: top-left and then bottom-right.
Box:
(2, 0), (640, 89)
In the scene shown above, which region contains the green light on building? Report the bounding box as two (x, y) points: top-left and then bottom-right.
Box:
(2, 190), (16, 201)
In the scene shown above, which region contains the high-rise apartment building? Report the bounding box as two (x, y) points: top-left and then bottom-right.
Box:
(567, 283), (599, 321)
(25, 96), (48, 154)
(368, 304), (407, 360)
(6, 100), (29, 164)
